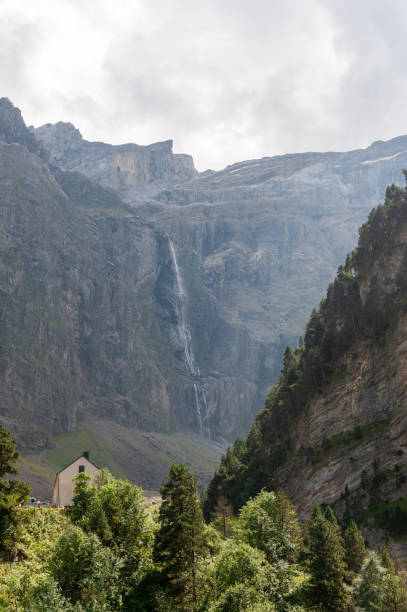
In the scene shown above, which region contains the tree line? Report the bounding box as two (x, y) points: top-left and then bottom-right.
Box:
(0, 425), (407, 610)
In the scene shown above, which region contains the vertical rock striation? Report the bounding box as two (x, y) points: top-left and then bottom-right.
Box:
(33, 116), (407, 446)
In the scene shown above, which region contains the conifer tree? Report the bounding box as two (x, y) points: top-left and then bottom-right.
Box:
(0, 425), (30, 551)
(380, 546), (396, 574)
(154, 464), (205, 608)
(324, 505), (342, 537)
(344, 520), (366, 574)
(237, 489), (301, 563)
(355, 556), (384, 610)
(309, 505), (349, 611)
(381, 572), (407, 611)
(355, 552), (407, 611)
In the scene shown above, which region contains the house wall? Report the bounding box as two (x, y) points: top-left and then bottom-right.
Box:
(52, 457), (100, 506)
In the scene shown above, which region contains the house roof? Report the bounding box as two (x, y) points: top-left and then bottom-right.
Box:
(53, 454), (101, 485)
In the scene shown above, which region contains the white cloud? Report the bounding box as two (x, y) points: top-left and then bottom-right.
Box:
(0, 0), (406, 170)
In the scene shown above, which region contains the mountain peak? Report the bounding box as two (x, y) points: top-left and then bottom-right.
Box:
(0, 98), (46, 159)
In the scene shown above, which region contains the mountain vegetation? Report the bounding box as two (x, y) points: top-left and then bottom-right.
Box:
(1, 437), (406, 611)
(203, 178), (407, 534)
(2, 98), (407, 607)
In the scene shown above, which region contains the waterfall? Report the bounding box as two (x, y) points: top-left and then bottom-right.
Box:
(193, 383), (204, 439)
(168, 237), (210, 440)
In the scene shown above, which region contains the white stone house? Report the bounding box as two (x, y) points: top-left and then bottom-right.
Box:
(52, 451), (100, 507)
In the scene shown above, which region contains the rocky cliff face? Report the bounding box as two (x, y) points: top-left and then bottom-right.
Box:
(204, 182), (407, 556)
(273, 194), (407, 517)
(0, 99), (225, 493)
(34, 120), (407, 444)
(4, 97), (407, 497)
(33, 121), (197, 203)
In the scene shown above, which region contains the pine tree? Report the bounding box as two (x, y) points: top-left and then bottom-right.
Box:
(154, 464), (205, 608)
(212, 495), (234, 540)
(381, 572), (407, 611)
(309, 505), (349, 611)
(380, 546), (396, 575)
(356, 551), (407, 612)
(0, 425), (30, 551)
(324, 505), (341, 535)
(355, 556), (384, 610)
(344, 520), (366, 574)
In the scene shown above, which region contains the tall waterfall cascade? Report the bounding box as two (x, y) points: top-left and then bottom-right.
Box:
(168, 237), (211, 440)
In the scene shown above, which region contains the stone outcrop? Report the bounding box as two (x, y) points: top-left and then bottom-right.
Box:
(34, 121), (197, 202)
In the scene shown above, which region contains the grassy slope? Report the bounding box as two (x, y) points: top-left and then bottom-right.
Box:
(18, 420), (226, 501)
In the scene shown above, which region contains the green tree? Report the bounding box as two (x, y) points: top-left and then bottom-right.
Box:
(324, 505), (342, 538)
(354, 555), (384, 611)
(355, 554), (407, 612)
(70, 470), (154, 597)
(30, 579), (73, 612)
(154, 464), (206, 609)
(381, 572), (407, 612)
(236, 489), (301, 564)
(211, 495), (234, 540)
(69, 471), (95, 523)
(208, 540), (277, 612)
(0, 425), (30, 553)
(380, 546), (395, 574)
(50, 524), (122, 610)
(308, 505), (349, 611)
(344, 519), (366, 574)
(209, 583), (275, 612)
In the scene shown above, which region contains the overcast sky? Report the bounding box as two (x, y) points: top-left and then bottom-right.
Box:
(1, 0), (407, 170)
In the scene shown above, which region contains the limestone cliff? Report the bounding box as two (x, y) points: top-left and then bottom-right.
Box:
(33, 121), (197, 202)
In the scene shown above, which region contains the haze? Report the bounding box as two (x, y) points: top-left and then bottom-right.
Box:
(1, 0), (407, 170)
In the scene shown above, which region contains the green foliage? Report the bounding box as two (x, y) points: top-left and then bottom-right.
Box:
(70, 469), (154, 598)
(380, 546), (395, 574)
(0, 425), (30, 555)
(236, 489), (301, 564)
(354, 555), (384, 611)
(208, 540), (278, 612)
(154, 463), (206, 608)
(209, 582), (275, 612)
(210, 495), (235, 540)
(372, 497), (407, 537)
(308, 506), (349, 611)
(344, 520), (366, 574)
(205, 181), (407, 517)
(50, 524), (122, 610)
(0, 563), (73, 611)
(355, 553), (407, 612)
(0, 508), (70, 609)
(380, 572), (407, 611)
(28, 578), (73, 612)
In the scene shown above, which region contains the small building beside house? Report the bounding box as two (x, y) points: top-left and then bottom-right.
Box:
(52, 451), (100, 507)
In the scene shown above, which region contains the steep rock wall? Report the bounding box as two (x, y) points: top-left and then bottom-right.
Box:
(34, 117), (407, 444)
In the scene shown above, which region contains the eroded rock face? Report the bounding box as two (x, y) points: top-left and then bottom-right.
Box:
(34, 122), (197, 202)
(32, 116), (407, 445)
(272, 218), (407, 522)
(269, 242), (407, 561)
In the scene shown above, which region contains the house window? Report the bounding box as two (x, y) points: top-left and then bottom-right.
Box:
(79, 465), (85, 473)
